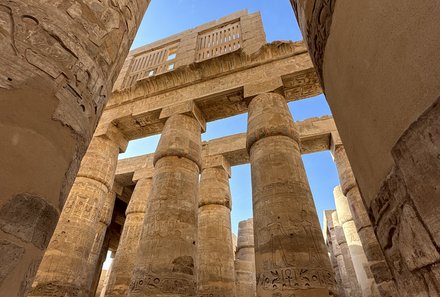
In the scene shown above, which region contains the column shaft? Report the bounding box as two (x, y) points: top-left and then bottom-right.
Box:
(30, 135), (120, 297)
(234, 219), (256, 297)
(89, 233), (111, 297)
(105, 177), (152, 297)
(197, 156), (235, 296)
(128, 114), (202, 297)
(246, 92), (335, 296)
(334, 145), (397, 296)
(86, 191), (116, 295)
(0, 1), (148, 294)
(332, 212), (362, 297)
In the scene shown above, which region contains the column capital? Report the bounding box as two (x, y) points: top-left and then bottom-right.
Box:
(159, 101), (206, 132)
(93, 123), (128, 153)
(202, 155), (231, 177)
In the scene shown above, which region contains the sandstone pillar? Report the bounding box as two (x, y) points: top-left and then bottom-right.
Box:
(323, 211), (346, 297)
(128, 103), (204, 297)
(333, 144), (397, 296)
(234, 219), (256, 297)
(89, 234), (110, 297)
(332, 211), (362, 297)
(100, 254), (115, 297)
(197, 155), (236, 296)
(29, 128), (126, 297)
(105, 176), (153, 297)
(246, 92), (335, 296)
(86, 191), (116, 296)
(290, 2), (440, 295)
(0, 2), (149, 295)
(334, 186), (377, 296)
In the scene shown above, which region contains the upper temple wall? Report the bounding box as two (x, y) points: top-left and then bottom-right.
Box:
(113, 10), (266, 91)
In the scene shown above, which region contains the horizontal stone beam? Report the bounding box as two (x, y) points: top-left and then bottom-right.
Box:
(96, 41), (322, 141)
(114, 116), (337, 187)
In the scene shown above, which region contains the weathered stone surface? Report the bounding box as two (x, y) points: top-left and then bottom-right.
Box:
(197, 155), (235, 296)
(0, 1), (148, 294)
(128, 114), (201, 297)
(30, 135), (120, 297)
(247, 92), (335, 296)
(235, 219), (256, 297)
(334, 186), (377, 297)
(105, 178), (152, 297)
(332, 212), (362, 297)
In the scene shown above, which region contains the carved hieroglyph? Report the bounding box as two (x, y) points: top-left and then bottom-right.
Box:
(128, 113), (202, 297)
(197, 155), (236, 296)
(105, 177), (152, 297)
(246, 92), (335, 296)
(29, 135), (120, 297)
(0, 1), (149, 295)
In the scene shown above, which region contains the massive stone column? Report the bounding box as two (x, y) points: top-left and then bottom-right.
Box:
(197, 155), (236, 297)
(334, 186), (377, 296)
(323, 211), (346, 297)
(105, 175), (153, 297)
(332, 212), (362, 297)
(86, 190), (117, 296)
(234, 219), (256, 297)
(128, 102), (204, 297)
(29, 128), (126, 297)
(0, 2), (149, 295)
(333, 143), (397, 296)
(246, 92), (335, 296)
(290, 2), (440, 295)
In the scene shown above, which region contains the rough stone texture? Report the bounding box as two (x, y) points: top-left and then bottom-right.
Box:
(0, 1), (149, 294)
(333, 144), (397, 296)
(128, 114), (202, 297)
(332, 212), (362, 297)
(368, 98), (440, 296)
(323, 211), (346, 297)
(29, 135), (120, 297)
(234, 219), (256, 297)
(197, 155), (236, 296)
(97, 41), (321, 141)
(334, 186), (377, 297)
(246, 92), (335, 296)
(105, 177), (152, 297)
(86, 191), (116, 295)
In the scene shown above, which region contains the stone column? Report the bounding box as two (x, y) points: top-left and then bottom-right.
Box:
(234, 219), (256, 297)
(334, 186), (377, 297)
(105, 175), (153, 297)
(29, 127), (126, 297)
(197, 155), (236, 296)
(0, 1), (149, 295)
(128, 102), (204, 297)
(323, 211), (346, 297)
(86, 190), (117, 296)
(246, 92), (335, 296)
(333, 144), (397, 296)
(100, 254), (115, 297)
(332, 211), (362, 297)
(89, 235), (110, 297)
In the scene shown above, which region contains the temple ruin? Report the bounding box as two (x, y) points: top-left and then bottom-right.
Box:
(1, 2), (439, 297)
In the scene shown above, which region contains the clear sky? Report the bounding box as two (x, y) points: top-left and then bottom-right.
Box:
(118, 0), (340, 235)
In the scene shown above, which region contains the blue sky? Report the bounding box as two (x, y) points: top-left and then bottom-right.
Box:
(119, 0), (340, 234)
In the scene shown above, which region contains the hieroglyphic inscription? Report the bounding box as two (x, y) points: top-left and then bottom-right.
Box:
(256, 267), (335, 291)
(129, 268), (196, 296)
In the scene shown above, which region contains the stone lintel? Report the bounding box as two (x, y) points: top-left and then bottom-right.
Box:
(202, 155), (231, 177)
(133, 167), (154, 181)
(114, 116), (338, 187)
(112, 181), (124, 196)
(159, 101), (206, 132)
(243, 77), (284, 99)
(93, 123), (129, 153)
(330, 130), (343, 158)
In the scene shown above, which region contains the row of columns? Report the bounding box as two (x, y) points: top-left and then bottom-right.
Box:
(30, 91), (396, 297)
